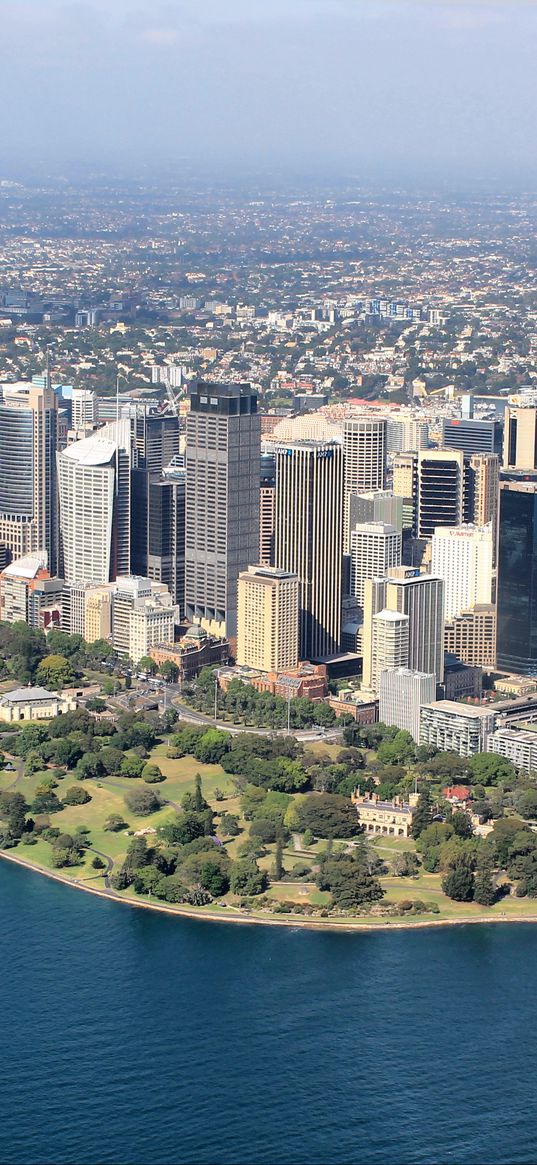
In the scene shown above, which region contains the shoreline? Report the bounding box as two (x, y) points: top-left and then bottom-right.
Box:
(3, 848), (537, 932)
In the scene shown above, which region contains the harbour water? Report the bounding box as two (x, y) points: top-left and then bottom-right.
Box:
(2, 860), (537, 1165)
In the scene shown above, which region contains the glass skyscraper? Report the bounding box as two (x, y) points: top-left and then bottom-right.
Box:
(497, 476), (537, 674)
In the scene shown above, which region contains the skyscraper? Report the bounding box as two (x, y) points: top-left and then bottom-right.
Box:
(503, 405), (537, 472)
(465, 453), (500, 528)
(379, 667), (437, 742)
(362, 570), (444, 689)
(130, 468), (186, 613)
(259, 449), (276, 567)
(349, 522), (402, 609)
(343, 418), (386, 549)
(57, 421), (131, 584)
(497, 476), (537, 674)
(237, 565), (299, 672)
(275, 439), (343, 660)
(417, 449), (465, 538)
(0, 382), (58, 571)
(370, 610), (409, 692)
(185, 382), (260, 641)
(431, 524), (493, 620)
(442, 418), (502, 456)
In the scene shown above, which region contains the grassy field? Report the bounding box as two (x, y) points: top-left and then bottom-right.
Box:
(5, 739), (537, 927)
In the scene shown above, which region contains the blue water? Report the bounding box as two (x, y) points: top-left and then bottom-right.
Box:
(2, 864), (537, 1165)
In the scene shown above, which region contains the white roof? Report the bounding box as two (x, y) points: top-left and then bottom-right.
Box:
(62, 433), (116, 466)
(0, 686), (57, 704)
(2, 551), (48, 579)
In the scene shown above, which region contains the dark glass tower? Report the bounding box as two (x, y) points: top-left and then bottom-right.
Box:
(497, 476), (537, 674)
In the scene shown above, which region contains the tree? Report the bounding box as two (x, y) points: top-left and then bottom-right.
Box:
(35, 654), (75, 691)
(468, 753), (517, 787)
(99, 746), (124, 775)
(120, 754), (145, 779)
(31, 791), (63, 815)
(250, 818), (279, 844)
(75, 753), (105, 781)
(317, 854), (384, 909)
(91, 856), (106, 870)
(473, 854), (497, 906)
(219, 812), (240, 837)
(104, 814), (128, 832)
(199, 862), (229, 897)
(411, 788), (433, 839)
(230, 859), (268, 897)
(16, 723), (49, 757)
(442, 861), (474, 902)
(159, 660), (179, 683)
(124, 787), (162, 816)
(138, 656), (158, 676)
(62, 786), (92, 806)
(192, 729), (230, 765)
(377, 730), (415, 766)
(295, 793), (361, 839)
(491, 817), (530, 867)
(392, 851), (420, 877)
(451, 811), (473, 839)
(0, 791), (29, 838)
(159, 812), (210, 846)
(302, 828), (314, 847)
(142, 763), (164, 784)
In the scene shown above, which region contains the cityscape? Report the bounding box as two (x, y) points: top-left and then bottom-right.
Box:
(4, 2), (537, 1165)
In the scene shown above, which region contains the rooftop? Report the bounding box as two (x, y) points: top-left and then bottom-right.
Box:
(0, 686), (59, 704)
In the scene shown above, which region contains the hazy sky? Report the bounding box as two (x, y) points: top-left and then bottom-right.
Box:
(2, 0), (537, 180)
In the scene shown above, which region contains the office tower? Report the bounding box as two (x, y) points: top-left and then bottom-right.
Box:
(343, 418), (386, 549)
(379, 667), (436, 742)
(363, 571), (444, 689)
(465, 453), (500, 528)
(417, 449), (464, 538)
(431, 524), (493, 620)
(185, 382), (260, 641)
(444, 605), (496, 669)
(349, 490), (403, 534)
(442, 418), (502, 456)
(131, 467), (185, 614)
(503, 405), (537, 471)
(275, 439), (343, 660)
(387, 418), (429, 454)
(387, 573), (445, 682)
(349, 523), (401, 609)
(236, 565), (299, 672)
(497, 476), (537, 674)
(370, 610), (409, 692)
(259, 449), (276, 566)
(392, 451), (418, 532)
(57, 422), (131, 584)
(131, 405), (180, 472)
(71, 388), (97, 430)
(0, 382), (58, 571)
(111, 576), (176, 662)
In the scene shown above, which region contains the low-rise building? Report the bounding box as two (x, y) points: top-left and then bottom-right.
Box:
(327, 688), (379, 724)
(218, 662), (328, 701)
(487, 727), (537, 774)
(0, 686), (77, 723)
(150, 626), (230, 682)
(351, 790), (417, 838)
(420, 700), (496, 757)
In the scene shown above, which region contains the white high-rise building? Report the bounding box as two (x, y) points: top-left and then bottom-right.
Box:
(370, 609), (409, 692)
(343, 418), (386, 550)
(57, 422), (131, 584)
(431, 524), (493, 620)
(349, 522), (402, 608)
(71, 388), (97, 430)
(379, 667), (437, 742)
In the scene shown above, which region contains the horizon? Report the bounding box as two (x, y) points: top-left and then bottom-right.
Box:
(2, 0), (537, 182)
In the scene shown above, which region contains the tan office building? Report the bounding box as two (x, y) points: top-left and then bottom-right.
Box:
(237, 565), (299, 673)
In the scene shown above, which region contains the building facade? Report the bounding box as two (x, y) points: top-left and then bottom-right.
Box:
(0, 382), (58, 571)
(431, 524), (493, 620)
(420, 701), (496, 757)
(275, 439), (343, 660)
(343, 418), (386, 549)
(185, 382), (260, 642)
(236, 565), (299, 673)
(497, 476), (537, 675)
(378, 667), (436, 742)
